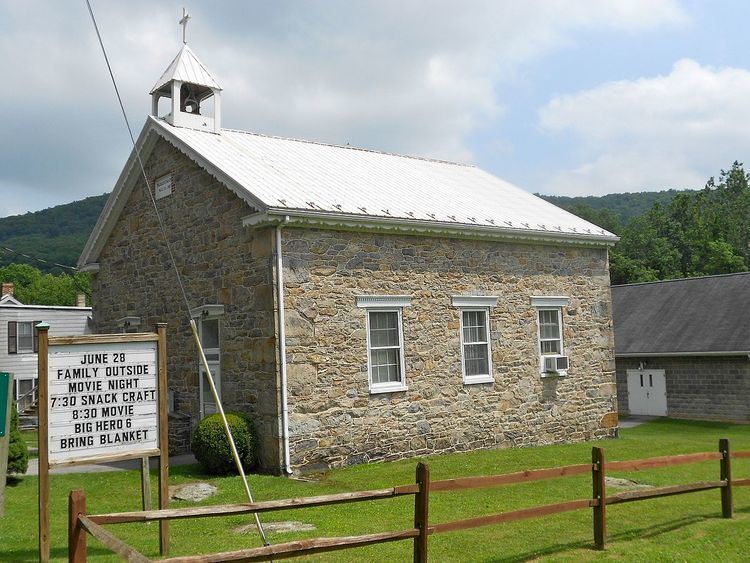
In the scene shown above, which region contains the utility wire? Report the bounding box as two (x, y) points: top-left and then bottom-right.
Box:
(83, 0), (271, 551)
(0, 245), (79, 271)
(0, 245), (92, 300)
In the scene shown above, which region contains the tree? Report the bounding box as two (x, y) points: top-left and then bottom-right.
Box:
(6, 402), (28, 475)
(0, 263), (90, 306)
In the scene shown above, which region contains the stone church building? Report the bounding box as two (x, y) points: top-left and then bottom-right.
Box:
(79, 41), (619, 473)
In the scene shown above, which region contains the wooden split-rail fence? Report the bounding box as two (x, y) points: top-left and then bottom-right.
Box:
(68, 439), (750, 562)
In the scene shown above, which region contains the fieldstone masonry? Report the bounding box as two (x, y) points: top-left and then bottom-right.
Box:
(91, 138), (282, 469)
(616, 356), (749, 422)
(91, 137), (618, 473)
(281, 228), (617, 471)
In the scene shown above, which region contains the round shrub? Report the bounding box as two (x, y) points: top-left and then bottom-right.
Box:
(191, 412), (256, 475)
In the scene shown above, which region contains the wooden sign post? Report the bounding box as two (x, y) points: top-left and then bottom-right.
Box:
(0, 371), (14, 517)
(37, 324), (169, 561)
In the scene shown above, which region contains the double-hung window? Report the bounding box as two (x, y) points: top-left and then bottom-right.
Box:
(453, 296), (497, 384)
(531, 296), (570, 375)
(7, 321), (39, 354)
(17, 322), (34, 353)
(538, 309), (562, 355)
(357, 296), (410, 393)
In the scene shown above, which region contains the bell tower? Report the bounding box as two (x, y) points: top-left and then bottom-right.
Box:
(150, 9), (222, 133)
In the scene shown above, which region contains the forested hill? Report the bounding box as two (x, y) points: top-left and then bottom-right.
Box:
(2, 162), (749, 288)
(539, 189), (690, 224)
(0, 194), (108, 272)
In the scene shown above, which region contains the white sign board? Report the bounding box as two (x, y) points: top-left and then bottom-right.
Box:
(47, 340), (159, 464)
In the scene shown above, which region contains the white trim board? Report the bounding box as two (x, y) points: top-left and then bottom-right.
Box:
(452, 296), (499, 308)
(356, 295), (411, 309)
(530, 296), (570, 308)
(190, 304), (225, 318)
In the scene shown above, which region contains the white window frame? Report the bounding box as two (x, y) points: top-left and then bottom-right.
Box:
(536, 307), (564, 357)
(17, 321), (34, 353)
(458, 307), (494, 384)
(357, 295), (410, 394)
(531, 295), (569, 376)
(195, 312), (222, 418)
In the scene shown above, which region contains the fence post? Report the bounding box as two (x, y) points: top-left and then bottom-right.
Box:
(592, 447), (606, 550)
(68, 489), (87, 563)
(720, 438), (733, 518)
(414, 462), (430, 563)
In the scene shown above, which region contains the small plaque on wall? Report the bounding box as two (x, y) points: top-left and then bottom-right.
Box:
(155, 174), (173, 200)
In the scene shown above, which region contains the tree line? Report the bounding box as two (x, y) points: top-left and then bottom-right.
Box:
(566, 162), (750, 285)
(0, 263), (90, 306)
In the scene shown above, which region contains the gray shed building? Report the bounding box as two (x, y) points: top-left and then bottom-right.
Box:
(613, 273), (750, 422)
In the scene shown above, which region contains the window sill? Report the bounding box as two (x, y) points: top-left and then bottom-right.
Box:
(463, 376), (494, 385)
(369, 384), (408, 395)
(541, 371), (568, 379)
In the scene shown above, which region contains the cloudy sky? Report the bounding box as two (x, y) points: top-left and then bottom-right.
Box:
(2, 0), (750, 217)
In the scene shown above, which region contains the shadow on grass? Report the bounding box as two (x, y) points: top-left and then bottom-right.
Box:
(5, 475), (26, 486)
(630, 418), (747, 431)
(479, 512), (716, 562)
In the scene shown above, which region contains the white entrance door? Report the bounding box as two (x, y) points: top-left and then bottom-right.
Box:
(626, 369), (667, 416)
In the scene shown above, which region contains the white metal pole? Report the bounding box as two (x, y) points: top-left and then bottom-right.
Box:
(189, 320), (269, 547)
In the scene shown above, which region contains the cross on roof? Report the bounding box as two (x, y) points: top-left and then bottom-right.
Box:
(179, 8), (191, 44)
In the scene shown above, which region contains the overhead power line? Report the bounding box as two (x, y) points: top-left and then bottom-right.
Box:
(0, 245), (79, 271)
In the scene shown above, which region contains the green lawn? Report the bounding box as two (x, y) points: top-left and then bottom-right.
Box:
(1, 418), (748, 562)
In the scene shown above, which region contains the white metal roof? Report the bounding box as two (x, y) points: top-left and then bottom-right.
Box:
(79, 118), (617, 268)
(150, 45), (221, 94)
(154, 119), (615, 240)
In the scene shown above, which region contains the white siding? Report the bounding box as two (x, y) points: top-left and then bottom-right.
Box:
(0, 305), (92, 381)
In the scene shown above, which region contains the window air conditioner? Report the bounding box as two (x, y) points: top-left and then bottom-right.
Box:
(543, 355), (569, 374)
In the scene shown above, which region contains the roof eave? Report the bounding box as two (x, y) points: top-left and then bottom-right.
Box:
(616, 350), (750, 358)
(243, 208), (619, 247)
(79, 117), (269, 269)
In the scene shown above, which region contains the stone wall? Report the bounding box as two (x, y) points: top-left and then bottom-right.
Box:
(91, 138), (282, 469)
(616, 356), (750, 422)
(281, 228), (617, 472)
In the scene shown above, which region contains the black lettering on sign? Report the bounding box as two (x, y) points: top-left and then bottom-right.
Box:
(101, 405), (133, 417)
(81, 353), (108, 365)
(105, 365), (149, 377)
(74, 422), (93, 433)
(51, 396), (77, 408)
(60, 368), (94, 379)
(68, 380), (102, 394)
(81, 393), (117, 406)
(107, 378), (138, 391)
(72, 408), (97, 420)
(99, 429), (148, 445)
(60, 436), (94, 449)
(121, 390), (156, 403)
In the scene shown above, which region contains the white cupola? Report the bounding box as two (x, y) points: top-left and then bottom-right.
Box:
(150, 10), (222, 133)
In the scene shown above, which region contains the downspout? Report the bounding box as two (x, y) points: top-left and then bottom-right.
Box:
(275, 222), (292, 474)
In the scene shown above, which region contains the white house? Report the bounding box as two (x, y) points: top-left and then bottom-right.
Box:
(1, 283), (92, 415)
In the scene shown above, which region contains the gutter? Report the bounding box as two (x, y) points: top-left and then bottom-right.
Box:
(275, 222), (292, 474)
(243, 208), (619, 247)
(616, 351), (750, 358)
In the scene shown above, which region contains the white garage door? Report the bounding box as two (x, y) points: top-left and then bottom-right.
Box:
(626, 369), (667, 416)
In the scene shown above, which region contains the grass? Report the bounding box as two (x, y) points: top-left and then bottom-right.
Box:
(1, 418), (748, 561)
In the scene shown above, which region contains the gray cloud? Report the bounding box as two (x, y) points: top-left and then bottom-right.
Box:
(0, 0), (686, 216)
